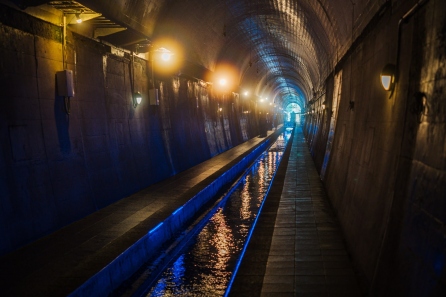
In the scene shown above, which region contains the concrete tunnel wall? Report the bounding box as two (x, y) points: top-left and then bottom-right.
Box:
(303, 0), (445, 296)
(0, 0), (445, 296)
(0, 4), (263, 255)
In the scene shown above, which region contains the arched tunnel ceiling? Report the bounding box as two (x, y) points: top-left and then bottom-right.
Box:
(19, 0), (384, 109)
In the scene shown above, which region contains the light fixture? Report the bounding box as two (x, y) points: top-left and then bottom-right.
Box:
(161, 52), (171, 61)
(243, 91), (249, 96)
(153, 47), (174, 61)
(322, 101), (326, 110)
(133, 92), (142, 108)
(381, 64), (396, 91)
(75, 13), (82, 23)
(219, 78), (227, 86)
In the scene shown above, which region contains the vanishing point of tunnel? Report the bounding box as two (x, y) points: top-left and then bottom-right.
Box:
(0, 0), (445, 296)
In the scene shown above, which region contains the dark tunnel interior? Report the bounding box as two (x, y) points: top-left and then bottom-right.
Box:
(0, 0), (445, 296)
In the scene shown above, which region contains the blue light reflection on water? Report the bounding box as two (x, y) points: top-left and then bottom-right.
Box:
(145, 132), (289, 297)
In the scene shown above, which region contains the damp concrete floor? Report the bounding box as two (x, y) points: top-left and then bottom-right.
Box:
(230, 125), (363, 297)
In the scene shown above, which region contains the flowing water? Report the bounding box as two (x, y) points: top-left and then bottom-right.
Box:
(127, 130), (292, 297)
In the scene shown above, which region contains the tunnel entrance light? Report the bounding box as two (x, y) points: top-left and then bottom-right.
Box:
(381, 64), (396, 91)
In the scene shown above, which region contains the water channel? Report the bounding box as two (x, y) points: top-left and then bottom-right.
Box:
(120, 129), (292, 297)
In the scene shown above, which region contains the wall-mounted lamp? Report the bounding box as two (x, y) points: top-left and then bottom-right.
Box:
(381, 64), (396, 91)
(75, 13), (82, 23)
(133, 92), (142, 108)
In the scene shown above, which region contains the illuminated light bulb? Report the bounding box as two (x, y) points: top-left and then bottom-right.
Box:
(133, 92), (142, 107)
(219, 78), (227, 86)
(161, 52), (171, 61)
(75, 13), (82, 23)
(380, 64), (396, 91)
(381, 75), (392, 90)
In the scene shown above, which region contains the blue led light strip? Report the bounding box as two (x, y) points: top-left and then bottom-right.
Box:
(172, 206), (183, 215)
(223, 130), (293, 297)
(148, 222), (164, 235)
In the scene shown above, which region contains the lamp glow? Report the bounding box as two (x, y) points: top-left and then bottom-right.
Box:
(381, 76), (391, 90)
(133, 92), (142, 107)
(161, 52), (171, 61)
(380, 64), (396, 91)
(75, 13), (82, 23)
(219, 78), (227, 86)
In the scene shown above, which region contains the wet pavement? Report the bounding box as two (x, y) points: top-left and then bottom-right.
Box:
(230, 126), (363, 297)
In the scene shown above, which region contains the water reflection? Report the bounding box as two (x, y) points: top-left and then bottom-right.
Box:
(144, 133), (289, 297)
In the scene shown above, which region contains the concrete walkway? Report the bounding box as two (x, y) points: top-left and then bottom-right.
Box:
(0, 130), (278, 297)
(230, 126), (363, 297)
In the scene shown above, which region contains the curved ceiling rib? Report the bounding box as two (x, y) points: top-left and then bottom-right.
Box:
(216, 0), (336, 110)
(20, 0), (380, 110)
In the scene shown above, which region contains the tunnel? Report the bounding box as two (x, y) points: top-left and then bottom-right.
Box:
(0, 0), (445, 296)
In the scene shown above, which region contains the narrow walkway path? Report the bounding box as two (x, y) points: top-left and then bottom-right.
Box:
(231, 126), (363, 297)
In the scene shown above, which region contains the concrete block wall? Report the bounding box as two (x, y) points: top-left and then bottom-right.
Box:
(0, 5), (260, 255)
(303, 0), (446, 295)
